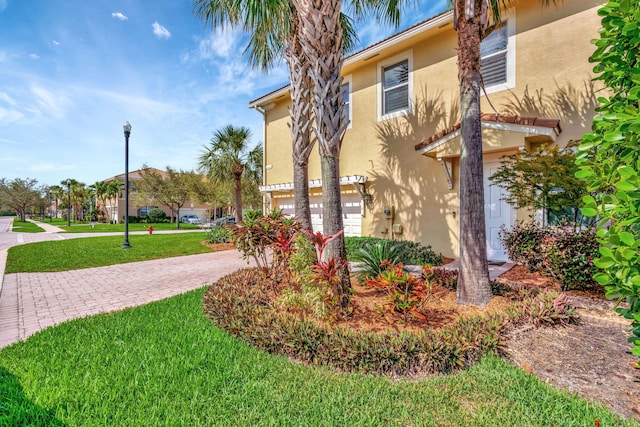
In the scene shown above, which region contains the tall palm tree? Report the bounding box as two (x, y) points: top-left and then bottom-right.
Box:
(450, 0), (555, 307)
(193, 0), (357, 232)
(198, 125), (262, 223)
(106, 181), (122, 223)
(91, 181), (109, 222)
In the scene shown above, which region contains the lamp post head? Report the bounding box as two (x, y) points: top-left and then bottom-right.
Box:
(123, 121), (132, 136)
(66, 179), (71, 186)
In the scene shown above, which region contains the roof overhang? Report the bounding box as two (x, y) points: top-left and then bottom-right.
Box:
(248, 11), (454, 109)
(260, 175), (367, 193)
(415, 115), (562, 157)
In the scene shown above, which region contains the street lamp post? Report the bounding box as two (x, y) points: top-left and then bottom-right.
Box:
(66, 179), (71, 227)
(122, 121), (132, 249)
(48, 191), (52, 222)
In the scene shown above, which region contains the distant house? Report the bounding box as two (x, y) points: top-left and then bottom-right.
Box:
(103, 167), (211, 223)
(249, 0), (601, 260)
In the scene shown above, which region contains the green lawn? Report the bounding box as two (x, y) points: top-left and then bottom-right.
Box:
(11, 221), (45, 233)
(5, 233), (215, 273)
(0, 288), (632, 427)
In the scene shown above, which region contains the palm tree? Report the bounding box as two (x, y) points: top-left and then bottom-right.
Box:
(198, 125), (262, 223)
(450, 0), (555, 307)
(91, 181), (109, 222)
(193, 0), (362, 233)
(106, 181), (122, 223)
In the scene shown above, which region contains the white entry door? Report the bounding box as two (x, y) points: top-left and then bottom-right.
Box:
(483, 161), (516, 261)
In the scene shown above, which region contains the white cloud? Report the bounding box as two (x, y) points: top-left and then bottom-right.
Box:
(30, 85), (69, 119)
(0, 92), (17, 106)
(0, 107), (25, 125)
(52, 40), (60, 46)
(29, 53), (40, 59)
(112, 12), (128, 21)
(152, 22), (171, 39)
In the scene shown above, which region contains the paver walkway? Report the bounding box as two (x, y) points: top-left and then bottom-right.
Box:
(0, 217), (250, 349)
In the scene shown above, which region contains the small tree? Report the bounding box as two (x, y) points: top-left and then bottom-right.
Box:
(489, 142), (589, 226)
(576, 0), (640, 362)
(0, 178), (43, 221)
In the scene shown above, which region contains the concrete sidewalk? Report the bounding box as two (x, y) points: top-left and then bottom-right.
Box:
(0, 250), (251, 349)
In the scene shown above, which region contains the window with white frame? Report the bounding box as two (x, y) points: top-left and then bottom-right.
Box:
(382, 59), (409, 116)
(480, 23), (507, 86)
(480, 17), (515, 93)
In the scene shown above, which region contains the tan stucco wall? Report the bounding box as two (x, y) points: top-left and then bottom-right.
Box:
(260, 0), (601, 258)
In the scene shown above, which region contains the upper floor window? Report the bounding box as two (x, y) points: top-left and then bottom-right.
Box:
(481, 24), (507, 86)
(377, 51), (413, 120)
(382, 59), (409, 115)
(480, 16), (515, 94)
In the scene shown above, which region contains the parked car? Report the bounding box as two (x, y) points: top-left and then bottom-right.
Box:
(180, 215), (202, 224)
(212, 217), (235, 227)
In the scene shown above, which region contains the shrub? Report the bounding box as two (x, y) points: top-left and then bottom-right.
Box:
(146, 208), (167, 223)
(500, 222), (599, 291)
(423, 266), (458, 291)
(366, 263), (431, 321)
(205, 226), (231, 244)
(499, 221), (549, 272)
(540, 227), (599, 291)
(351, 240), (403, 282)
(345, 237), (442, 266)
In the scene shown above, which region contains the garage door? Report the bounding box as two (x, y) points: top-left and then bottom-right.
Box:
(277, 194), (361, 237)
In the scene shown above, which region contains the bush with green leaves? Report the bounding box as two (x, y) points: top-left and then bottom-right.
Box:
(576, 0), (640, 361)
(146, 208), (167, 223)
(499, 221), (550, 272)
(500, 222), (599, 291)
(205, 225), (231, 244)
(345, 237), (442, 266)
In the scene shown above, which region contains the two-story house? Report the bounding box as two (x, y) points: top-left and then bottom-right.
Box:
(249, 0), (601, 260)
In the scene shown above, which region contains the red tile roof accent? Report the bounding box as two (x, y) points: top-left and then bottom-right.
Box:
(414, 114), (561, 151)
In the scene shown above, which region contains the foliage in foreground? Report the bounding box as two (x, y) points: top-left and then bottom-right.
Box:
(0, 289), (628, 427)
(203, 268), (578, 376)
(576, 0), (640, 360)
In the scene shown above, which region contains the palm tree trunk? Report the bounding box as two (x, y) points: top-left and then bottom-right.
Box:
(456, 0), (492, 307)
(295, 0), (351, 307)
(234, 174), (243, 223)
(286, 28), (315, 232)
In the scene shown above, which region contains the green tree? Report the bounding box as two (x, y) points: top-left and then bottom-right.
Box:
(576, 0), (640, 361)
(489, 142), (589, 226)
(105, 181), (122, 224)
(193, 0), (358, 232)
(0, 178), (43, 221)
(90, 181), (109, 222)
(449, 0), (556, 307)
(198, 125), (262, 223)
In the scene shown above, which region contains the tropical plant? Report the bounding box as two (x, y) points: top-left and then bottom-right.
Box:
(575, 0), (640, 360)
(449, 0), (557, 307)
(105, 181), (122, 223)
(198, 125), (262, 224)
(366, 262), (430, 322)
(351, 240), (403, 283)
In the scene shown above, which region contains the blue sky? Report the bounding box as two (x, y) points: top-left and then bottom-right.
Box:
(0, 0), (447, 187)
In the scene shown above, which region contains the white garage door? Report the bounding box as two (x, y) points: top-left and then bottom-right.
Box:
(277, 194), (362, 237)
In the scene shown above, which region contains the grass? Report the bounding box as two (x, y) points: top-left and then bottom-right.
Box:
(11, 221), (45, 233)
(0, 288), (633, 427)
(5, 233), (214, 273)
(59, 222), (202, 233)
